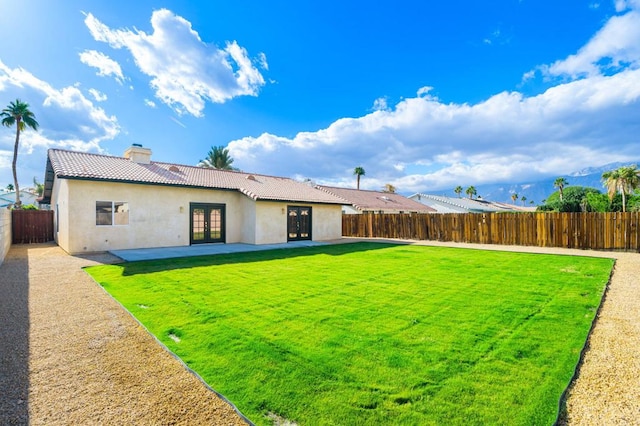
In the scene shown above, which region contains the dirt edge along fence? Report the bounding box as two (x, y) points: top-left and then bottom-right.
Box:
(12, 210), (54, 244)
(342, 212), (640, 252)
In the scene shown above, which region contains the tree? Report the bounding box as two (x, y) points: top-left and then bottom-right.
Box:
(382, 183), (396, 193)
(6, 183), (14, 192)
(198, 145), (236, 170)
(538, 186), (604, 212)
(33, 177), (44, 197)
(585, 192), (610, 212)
(1, 99), (39, 208)
(553, 177), (569, 202)
(454, 186), (463, 198)
(602, 165), (640, 212)
(511, 193), (518, 203)
(521, 195), (527, 205)
(354, 166), (365, 190)
(465, 186), (477, 199)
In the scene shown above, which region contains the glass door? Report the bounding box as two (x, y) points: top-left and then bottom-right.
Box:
(190, 203), (225, 244)
(287, 206), (312, 241)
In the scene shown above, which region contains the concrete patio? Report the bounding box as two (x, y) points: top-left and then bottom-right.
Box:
(110, 240), (332, 262)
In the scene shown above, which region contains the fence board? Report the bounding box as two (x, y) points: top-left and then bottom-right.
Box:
(12, 210), (54, 244)
(342, 212), (640, 252)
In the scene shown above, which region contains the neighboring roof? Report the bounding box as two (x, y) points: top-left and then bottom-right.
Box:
(0, 190), (40, 208)
(410, 193), (529, 213)
(41, 149), (345, 205)
(317, 185), (436, 213)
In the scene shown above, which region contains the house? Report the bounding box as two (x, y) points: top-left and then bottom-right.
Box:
(409, 193), (532, 213)
(0, 190), (40, 209)
(317, 185), (436, 214)
(41, 146), (345, 254)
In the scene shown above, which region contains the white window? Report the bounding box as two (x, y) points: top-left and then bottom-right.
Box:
(96, 201), (129, 226)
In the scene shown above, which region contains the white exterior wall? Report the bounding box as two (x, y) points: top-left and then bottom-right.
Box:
(51, 179), (343, 253)
(311, 203), (343, 241)
(254, 202), (288, 244)
(0, 209), (11, 265)
(253, 202), (343, 244)
(55, 179), (246, 254)
(52, 178), (70, 251)
(239, 196), (258, 244)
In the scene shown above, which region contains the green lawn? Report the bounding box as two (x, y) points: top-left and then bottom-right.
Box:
(86, 242), (613, 425)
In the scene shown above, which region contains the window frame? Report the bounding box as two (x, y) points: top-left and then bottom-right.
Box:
(96, 201), (129, 226)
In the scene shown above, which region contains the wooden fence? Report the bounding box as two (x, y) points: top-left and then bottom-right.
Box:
(342, 212), (640, 252)
(12, 210), (54, 244)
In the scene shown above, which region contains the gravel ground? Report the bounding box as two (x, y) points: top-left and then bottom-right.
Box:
(0, 240), (638, 425)
(0, 243), (247, 425)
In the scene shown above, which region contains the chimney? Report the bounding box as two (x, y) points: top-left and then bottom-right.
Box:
(124, 144), (152, 164)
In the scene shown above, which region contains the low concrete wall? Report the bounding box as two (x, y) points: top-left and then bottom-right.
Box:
(0, 209), (11, 265)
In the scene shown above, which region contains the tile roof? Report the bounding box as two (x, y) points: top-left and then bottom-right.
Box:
(317, 185), (436, 213)
(42, 149), (345, 205)
(411, 193), (533, 213)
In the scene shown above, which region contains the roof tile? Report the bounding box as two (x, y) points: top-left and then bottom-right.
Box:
(317, 185), (435, 213)
(46, 149), (344, 205)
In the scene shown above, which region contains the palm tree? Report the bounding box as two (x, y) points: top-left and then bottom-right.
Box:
(454, 186), (463, 198)
(1, 99), (39, 208)
(465, 186), (477, 199)
(33, 177), (44, 197)
(198, 145), (236, 170)
(553, 177), (569, 202)
(511, 193), (518, 204)
(6, 183), (14, 192)
(521, 195), (527, 206)
(382, 183), (396, 193)
(354, 166), (365, 190)
(602, 165), (640, 212)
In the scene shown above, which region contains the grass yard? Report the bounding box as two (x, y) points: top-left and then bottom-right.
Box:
(86, 242), (613, 425)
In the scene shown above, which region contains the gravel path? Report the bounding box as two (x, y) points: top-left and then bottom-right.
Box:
(1, 240), (638, 425)
(0, 243), (247, 425)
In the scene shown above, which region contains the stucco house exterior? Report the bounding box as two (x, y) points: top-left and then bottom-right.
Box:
(41, 146), (345, 254)
(317, 185), (436, 214)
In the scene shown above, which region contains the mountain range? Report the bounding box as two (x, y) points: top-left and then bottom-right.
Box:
(438, 161), (640, 205)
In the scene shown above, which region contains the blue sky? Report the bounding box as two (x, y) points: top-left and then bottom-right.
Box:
(1, 0), (639, 194)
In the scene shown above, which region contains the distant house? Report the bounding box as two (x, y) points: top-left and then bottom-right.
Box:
(41, 146), (345, 254)
(317, 186), (436, 214)
(409, 193), (533, 213)
(0, 190), (40, 209)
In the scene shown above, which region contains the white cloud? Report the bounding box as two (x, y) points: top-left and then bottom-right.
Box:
(257, 52), (269, 70)
(144, 99), (156, 108)
(541, 10), (640, 78)
(88, 88), (107, 102)
(0, 59), (120, 185)
(416, 86), (434, 98)
(614, 0), (640, 12)
(372, 97), (389, 111)
(229, 69), (640, 192)
(169, 116), (186, 128)
(79, 49), (125, 84)
(83, 9), (267, 117)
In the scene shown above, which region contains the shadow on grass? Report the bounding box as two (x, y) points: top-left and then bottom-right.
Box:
(0, 246), (30, 423)
(109, 241), (398, 276)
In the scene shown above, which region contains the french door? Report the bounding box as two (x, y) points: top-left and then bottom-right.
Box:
(190, 203), (225, 244)
(287, 206), (312, 241)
